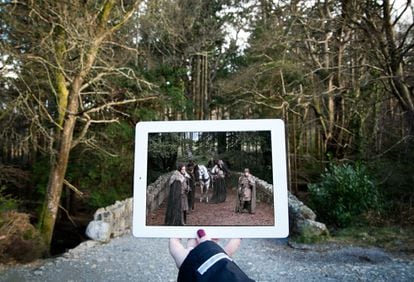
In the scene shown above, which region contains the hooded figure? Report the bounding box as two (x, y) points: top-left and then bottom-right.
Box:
(210, 160), (229, 203)
(165, 164), (190, 225)
(235, 168), (256, 214)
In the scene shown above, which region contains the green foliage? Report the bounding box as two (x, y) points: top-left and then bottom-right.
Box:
(31, 157), (51, 199)
(66, 122), (135, 209)
(0, 186), (19, 213)
(148, 133), (179, 159)
(30, 147), (131, 215)
(308, 163), (382, 227)
(132, 107), (159, 122)
(368, 140), (414, 224)
(89, 187), (122, 210)
(143, 65), (187, 113)
(222, 150), (272, 183)
(373, 148), (414, 204)
(146, 132), (179, 183)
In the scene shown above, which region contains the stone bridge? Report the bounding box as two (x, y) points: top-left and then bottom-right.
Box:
(146, 172), (274, 215)
(86, 172), (329, 242)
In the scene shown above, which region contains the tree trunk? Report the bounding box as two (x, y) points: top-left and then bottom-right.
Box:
(192, 53), (209, 120)
(37, 0), (140, 251)
(382, 0), (414, 134)
(39, 77), (82, 249)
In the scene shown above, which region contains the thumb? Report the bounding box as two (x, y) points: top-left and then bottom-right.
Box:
(197, 229), (210, 243)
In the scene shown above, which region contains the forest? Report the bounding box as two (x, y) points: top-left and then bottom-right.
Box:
(147, 130), (272, 184)
(0, 0), (413, 262)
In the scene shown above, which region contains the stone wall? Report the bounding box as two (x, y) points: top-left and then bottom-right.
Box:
(85, 172), (173, 242)
(86, 198), (133, 242)
(255, 177), (274, 204)
(234, 173), (328, 238)
(288, 193), (329, 238)
(146, 172), (173, 215)
(233, 172), (273, 204)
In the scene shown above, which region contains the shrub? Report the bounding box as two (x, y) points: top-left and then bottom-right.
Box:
(0, 211), (46, 263)
(308, 162), (381, 227)
(0, 186), (19, 213)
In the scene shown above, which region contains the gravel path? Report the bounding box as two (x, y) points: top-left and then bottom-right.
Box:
(1, 233), (413, 282)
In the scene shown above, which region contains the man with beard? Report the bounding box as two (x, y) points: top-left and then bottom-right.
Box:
(235, 168), (256, 214)
(165, 164), (190, 225)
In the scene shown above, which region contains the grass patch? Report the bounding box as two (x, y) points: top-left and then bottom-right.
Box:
(328, 225), (414, 253)
(291, 233), (330, 244)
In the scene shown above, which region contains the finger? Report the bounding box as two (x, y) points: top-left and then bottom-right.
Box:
(187, 238), (197, 249)
(169, 238), (187, 269)
(224, 238), (241, 257)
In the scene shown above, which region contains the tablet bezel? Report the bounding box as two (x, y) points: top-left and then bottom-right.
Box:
(132, 119), (289, 238)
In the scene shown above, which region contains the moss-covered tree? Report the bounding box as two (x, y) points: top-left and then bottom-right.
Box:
(1, 0), (156, 251)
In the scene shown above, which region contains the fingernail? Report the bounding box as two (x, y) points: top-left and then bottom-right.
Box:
(197, 229), (206, 238)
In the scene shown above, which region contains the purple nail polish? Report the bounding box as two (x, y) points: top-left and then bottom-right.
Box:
(197, 229), (206, 238)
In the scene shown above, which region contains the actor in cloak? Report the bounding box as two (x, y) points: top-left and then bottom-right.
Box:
(235, 168), (256, 214)
(165, 164), (190, 226)
(210, 160), (228, 203)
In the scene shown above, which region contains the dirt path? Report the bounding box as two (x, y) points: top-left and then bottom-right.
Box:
(147, 187), (274, 226)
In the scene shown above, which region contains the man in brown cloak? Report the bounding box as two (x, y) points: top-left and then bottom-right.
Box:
(235, 168), (256, 214)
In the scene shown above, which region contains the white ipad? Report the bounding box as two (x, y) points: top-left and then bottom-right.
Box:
(132, 119), (289, 238)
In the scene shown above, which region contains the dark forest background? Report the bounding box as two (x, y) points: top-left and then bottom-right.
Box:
(147, 131), (272, 184)
(0, 0), (413, 261)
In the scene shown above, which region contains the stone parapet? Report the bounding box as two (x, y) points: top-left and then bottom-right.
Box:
(146, 172), (173, 215)
(86, 198), (133, 242)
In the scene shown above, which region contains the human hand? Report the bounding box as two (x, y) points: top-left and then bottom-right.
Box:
(169, 229), (241, 269)
(168, 229), (209, 268)
(169, 238), (197, 269)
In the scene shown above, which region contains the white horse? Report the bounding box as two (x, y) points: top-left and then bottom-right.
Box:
(195, 164), (211, 203)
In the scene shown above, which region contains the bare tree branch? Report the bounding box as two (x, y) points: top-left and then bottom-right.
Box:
(81, 96), (158, 115)
(63, 179), (83, 197)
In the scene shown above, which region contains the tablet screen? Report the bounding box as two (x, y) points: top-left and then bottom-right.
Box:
(133, 119), (289, 238)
